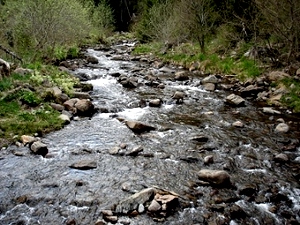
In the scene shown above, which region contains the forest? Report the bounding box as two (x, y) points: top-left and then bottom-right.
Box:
(0, 0), (299, 64)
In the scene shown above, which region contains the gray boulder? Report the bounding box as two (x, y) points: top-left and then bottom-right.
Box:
(226, 94), (245, 106)
(198, 169), (231, 186)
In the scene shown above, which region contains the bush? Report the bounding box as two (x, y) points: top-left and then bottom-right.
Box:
(0, 0), (92, 61)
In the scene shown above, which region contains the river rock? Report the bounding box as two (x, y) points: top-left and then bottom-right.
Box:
(232, 121), (244, 128)
(59, 114), (71, 124)
(171, 91), (185, 103)
(149, 99), (162, 107)
(72, 92), (91, 100)
(190, 135), (209, 143)
(174, 71), (189, 81)
(95, 219), (106, 225)
(30, 141), (48, 157)
(63, 98), (78, 113)
(148, 199), (161, 212)
(51, 86), (62, 98)
(198, 169), (231, 186)
(125, 120), (156, 133)
(275, 123), (289, 133)
(202, 75), (219, 84)
(74, 99), (95, 116)
(204, 155), (214, 164)
(274, 153), (289, 163)
(69, 160), (97, 170)
(203, 83), (216, 91)
(21, 135), (37, 145)
(115, 187), (155, 214)
(86, 55), (99, 64)
(126, 145), (143, 156)
(226, 94), (245, 106)
(266, 71), (290, 82)
(263, 107), (281, 114)
(240, 85), (264, 98)
(50, 103), (64, 111)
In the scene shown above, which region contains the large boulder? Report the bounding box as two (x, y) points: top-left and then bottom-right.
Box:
(198, 169), (231, 186)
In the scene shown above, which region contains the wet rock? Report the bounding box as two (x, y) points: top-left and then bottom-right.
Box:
(30, 141), (48, 157)
(115, 187), (155, 214)
(95, 219), (107, 225)
(104, 216), (118, 223)
(74, 99), (95, 116)
(125, 120), (156, 133)
(69, 160), (97, 170)
(204, 155), (214, 165)
(190, 135), (209, 143)
(138, 203), (145, 213)
(59, 114), (71, 124)
(202, 75), (219, 84)
(226, 94), (245, 106)
(197, 169), (231, 186)
(263, 107), (281, 114)
(109, 146), (121, 155)
(174, 71), (189, 81)
(50, 103), (64, 111)
(86, 55), (99, 64)
(148, 199), (161, 212)
(203, 83), (216, 91)
(228, 204), (248, 220)
(232, 121), (244, 128)
(171, 91), (185, 104)
(275, 123), (289, 133)
(72, 92), (91, 100)
(126, 145), (143, 156)
(149, 99), (162, 107)
(239, 184), (257, 196)
(119, 77), (138, 88)
(274, 153), (289, 163)
(66, 219), (76, 225)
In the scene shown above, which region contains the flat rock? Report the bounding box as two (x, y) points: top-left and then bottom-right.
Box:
(125, 120), (156, 133)
(263, 107), (281, 114)
(226, 94), (245, 106)
(115, 187), (155, 214)
(70, 160), (97, 170)
(198, 169), (231, 186)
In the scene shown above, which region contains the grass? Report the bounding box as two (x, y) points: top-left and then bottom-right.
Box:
(280, 78), (300, 113)
(0, 64), (79, 147)
(132, 41), (261, 78)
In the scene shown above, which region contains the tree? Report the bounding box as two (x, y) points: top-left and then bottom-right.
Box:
(177, 0), (219, 52)
(255, 0), (300, 62)
(0, 0), (92, 61)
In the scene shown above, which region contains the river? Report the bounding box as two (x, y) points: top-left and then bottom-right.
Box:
(0, 41), (299, 225)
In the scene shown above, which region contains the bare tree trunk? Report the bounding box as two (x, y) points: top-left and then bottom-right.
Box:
(0, 45), (23, 63)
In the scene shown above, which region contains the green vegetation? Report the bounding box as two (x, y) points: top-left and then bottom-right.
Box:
(281, 78), (300, 113)
(0, 65), (79, 147)
(133, 42), (261, 78)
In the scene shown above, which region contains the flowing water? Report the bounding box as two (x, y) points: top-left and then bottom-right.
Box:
(0, 42), (299, 225)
